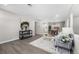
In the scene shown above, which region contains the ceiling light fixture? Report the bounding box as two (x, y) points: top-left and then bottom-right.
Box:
(3, 4), (8, 6)
(56, 14), (59, 18)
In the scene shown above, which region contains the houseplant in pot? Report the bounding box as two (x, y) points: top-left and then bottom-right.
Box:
(60, 33), (70, 43)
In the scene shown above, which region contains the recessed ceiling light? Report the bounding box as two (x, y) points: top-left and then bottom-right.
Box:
(3, 4), (8, 6)
(56, 14), (59, 17)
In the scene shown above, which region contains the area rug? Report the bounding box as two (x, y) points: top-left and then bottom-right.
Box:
(29, 35), (79, 54)
(29, 37), (57, 54)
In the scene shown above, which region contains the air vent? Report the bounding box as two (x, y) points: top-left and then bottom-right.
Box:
(27, 4), (32, 6)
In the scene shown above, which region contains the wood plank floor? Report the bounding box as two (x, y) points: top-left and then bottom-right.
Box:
(0, 35), (50, 54)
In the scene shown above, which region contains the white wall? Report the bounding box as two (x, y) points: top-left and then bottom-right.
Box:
(65, 13), (74, 28)
(0, 9), (36, 44)
(65, 18), (70, 27)
(35, 21), (44, 35)
(0, 9), (20, 44)
(73, 16), (79, 34)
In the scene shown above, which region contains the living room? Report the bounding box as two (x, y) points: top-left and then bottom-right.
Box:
(0, 4), (79, 54)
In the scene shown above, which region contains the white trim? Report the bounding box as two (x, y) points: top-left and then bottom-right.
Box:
(0, 38), (19, 44)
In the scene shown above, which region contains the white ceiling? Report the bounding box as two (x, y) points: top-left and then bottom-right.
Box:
(0, 4), (79, 21)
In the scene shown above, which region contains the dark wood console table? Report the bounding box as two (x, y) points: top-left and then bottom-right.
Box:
(19, 30), (32, 40)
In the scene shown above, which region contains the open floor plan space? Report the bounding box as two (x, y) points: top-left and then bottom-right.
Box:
(0, 4), (79, 54)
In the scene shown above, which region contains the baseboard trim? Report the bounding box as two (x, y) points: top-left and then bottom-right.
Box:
(0, 38), (19, 44)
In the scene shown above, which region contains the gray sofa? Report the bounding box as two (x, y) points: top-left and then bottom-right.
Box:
(54, 34), (74, 54)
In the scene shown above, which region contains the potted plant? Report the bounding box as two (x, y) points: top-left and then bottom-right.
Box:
(61, 34), (70, 43)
